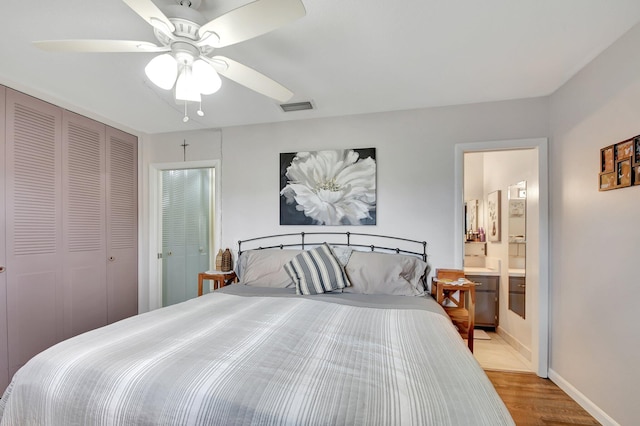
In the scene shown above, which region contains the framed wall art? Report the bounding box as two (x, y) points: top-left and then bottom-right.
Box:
(280, 148), (377, 225)
(487, 190), (501, 242)
(616, 140), (634, 160)
(616, 158), (632, 187)
(599, 172), (616, 191)
(599, 135), (640, 191)
(601, 145), (614, 173)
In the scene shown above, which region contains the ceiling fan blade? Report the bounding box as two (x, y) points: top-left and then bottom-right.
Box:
(34, 40), (169, 53)
(122, 0), (175, 33)
(207, 56), (293, 102)
(198, 0), (305, 48)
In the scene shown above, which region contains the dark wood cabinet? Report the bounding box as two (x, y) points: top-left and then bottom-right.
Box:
(465, 274), (499, 328)
(509, 276), (526, 318)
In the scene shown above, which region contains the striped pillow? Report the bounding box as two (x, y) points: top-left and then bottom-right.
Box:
(284, 244), (351, 295)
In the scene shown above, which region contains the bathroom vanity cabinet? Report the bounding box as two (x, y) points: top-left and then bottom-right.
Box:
(465, 274), (499, 328)
(509, 276), (526, 318)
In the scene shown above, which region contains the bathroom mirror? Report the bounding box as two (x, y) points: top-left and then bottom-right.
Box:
(508, 181), (526, 318)
(465, 199), (478, 235)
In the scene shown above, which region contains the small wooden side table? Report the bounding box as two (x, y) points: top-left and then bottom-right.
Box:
(198, 270), (238, 296)
(431, 278), (476, 352)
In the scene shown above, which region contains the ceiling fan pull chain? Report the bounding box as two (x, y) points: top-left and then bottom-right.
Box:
(183, 100), (189, 122)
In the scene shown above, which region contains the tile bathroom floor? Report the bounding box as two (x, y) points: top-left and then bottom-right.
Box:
(466, 331), (532, 372)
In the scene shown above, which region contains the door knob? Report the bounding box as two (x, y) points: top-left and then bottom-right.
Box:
(167, 251), (173, 256)
(109, 256), (115, 262)
(0, 266), (5, 273)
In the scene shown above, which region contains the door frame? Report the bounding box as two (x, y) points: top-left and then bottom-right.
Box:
(148, 160), (221, 311)
(454, 138), (549, 377)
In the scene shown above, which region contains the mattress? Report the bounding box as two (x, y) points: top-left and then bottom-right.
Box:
(0, 285), (514, 425)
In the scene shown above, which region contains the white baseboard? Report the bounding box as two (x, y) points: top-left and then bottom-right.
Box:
(548, 369), (620, 426)
(496, 326), (531, 361)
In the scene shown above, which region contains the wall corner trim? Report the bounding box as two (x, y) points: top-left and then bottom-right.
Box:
(548, 369), (620, 426)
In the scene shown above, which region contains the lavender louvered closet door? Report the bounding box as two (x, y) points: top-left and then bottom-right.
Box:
(106, 127), (138, 323)
(62, 111), (107, 338)
(5, 89), (64, 379)
(0, 86), (8, 391)
(1, 88), (138, 387)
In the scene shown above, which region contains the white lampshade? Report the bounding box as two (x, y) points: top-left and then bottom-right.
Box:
(145, 54), (178, 90)
(192, 60), (222, 95)
(175, 65), (202, 102)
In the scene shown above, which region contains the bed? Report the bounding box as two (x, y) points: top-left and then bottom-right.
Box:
(0, 233), (514, 425)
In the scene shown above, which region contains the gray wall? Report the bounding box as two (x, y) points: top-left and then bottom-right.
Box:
(548, 23), (640, 426)
(219, 99), (548, 272)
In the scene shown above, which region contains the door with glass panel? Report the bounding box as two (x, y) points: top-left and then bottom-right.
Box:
(162, 168), (213, 306)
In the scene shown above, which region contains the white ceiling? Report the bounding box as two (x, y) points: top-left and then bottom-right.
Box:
(1, 0), (640, 135)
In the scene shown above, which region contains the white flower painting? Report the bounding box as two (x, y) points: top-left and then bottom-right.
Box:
(280, 149), (377, 225)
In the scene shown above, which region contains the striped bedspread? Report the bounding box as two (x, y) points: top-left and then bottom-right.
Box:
(0, 292), (513, 425)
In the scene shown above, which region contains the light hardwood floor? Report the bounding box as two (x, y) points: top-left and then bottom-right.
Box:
(486, 370), (600, 425)
(470, 332), (600, 424)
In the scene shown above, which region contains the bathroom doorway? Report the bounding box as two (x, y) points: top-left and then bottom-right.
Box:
(148, 160), (221, 311)
(454, 138), (549, 377)
(161, 168), (213, 306)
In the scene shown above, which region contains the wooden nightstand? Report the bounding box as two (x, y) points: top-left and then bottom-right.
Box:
(431, 269), (476, 352)
(198, 270), (238, 296)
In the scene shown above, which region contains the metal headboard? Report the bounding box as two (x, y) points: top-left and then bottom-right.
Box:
(238, 232), (427, 262)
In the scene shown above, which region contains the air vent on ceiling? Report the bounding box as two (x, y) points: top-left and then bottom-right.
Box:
(280, 101), (313, 112)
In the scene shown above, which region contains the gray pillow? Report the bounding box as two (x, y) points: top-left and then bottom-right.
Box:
(238, 249), (303, 288)
(343, 251), (428, 296)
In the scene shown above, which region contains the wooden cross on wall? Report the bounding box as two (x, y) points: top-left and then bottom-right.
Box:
(181, 140), (189, 161)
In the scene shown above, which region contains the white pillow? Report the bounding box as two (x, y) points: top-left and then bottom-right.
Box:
(343, 251), (428, 296)
(330, 245), (353, 266)
(238, 249), (303, 288)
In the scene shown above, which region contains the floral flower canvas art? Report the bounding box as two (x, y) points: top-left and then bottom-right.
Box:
(487, 190), (501, 242)
(280, 148), (377, 225)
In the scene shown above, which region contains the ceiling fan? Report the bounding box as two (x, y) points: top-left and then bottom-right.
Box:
(34, 0), (305, 120)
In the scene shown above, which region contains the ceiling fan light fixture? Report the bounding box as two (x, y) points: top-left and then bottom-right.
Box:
(175, 65), (202, 102)
(192, 59), (221, 95)
(145, 53), (178, 90)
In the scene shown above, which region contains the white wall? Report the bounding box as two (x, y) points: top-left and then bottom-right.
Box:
(549, 23), (640, 426)
(139, 129), (222, 312)
(218, 99), (547, 277)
